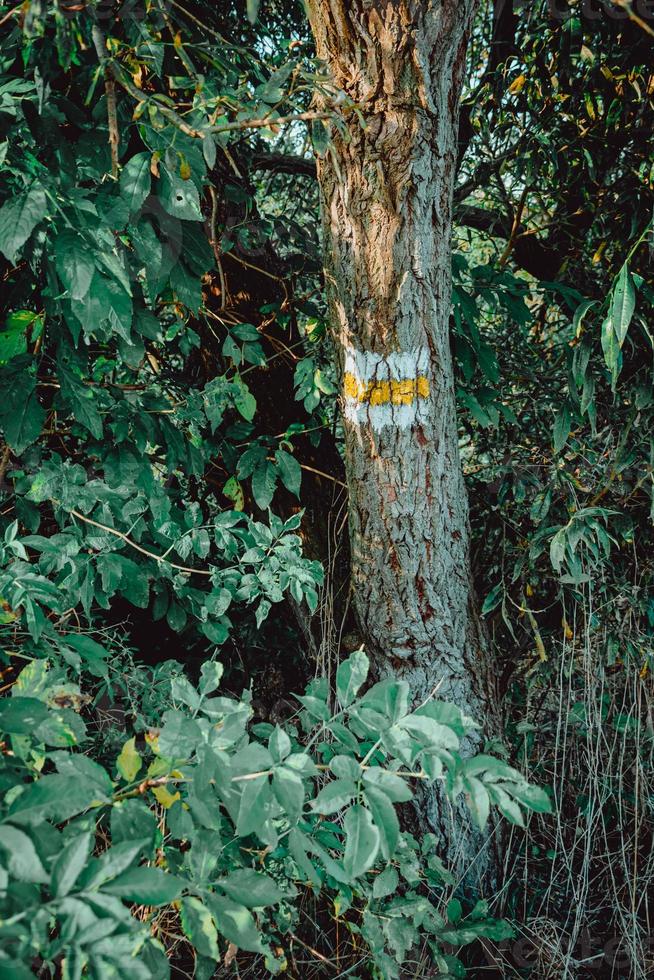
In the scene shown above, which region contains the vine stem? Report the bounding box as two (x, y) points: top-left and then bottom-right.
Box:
(68, 508), (213, 576)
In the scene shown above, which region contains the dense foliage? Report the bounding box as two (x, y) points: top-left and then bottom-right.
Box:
(0, 0), (652, 978)
(0, 645), (551, 978)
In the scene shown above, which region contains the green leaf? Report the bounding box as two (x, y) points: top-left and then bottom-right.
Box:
(601, 316), (621, 387)
(247, 0), (261, 24)
(549, 526), (567, 574)
(181, 896), (220, 960)
(0, 369), (45, 454)
(272, 766), (304, 823)
(0, 824), (49, 883)
(336, 648), (369, 706)
(55, 230), (95, 301)
(218, 869), (283, 907)
(111, 799), (158, 845)
(481, 582), (503, 616)
(8, 775), (108, 826)
(275, 449), (301, 497)
(364, 786), (399, 860)
(206, 893), (265, 952)
(311, 779), (357, 815)
(507, 782), (552, 815)
(487, 784), (524, 827)
(553, 403), (571, 455)
(120, 153), (152, 213)
(447, 897), (463, 924)
(362, 768), (412, 803)
(572, 298), (596, 336)
(234, 383), (257, 422)
(269, 726), (291, 763)
(611, 263), (636, 347)
(57, 356), (103, 440)
(399, 715), (459, 751)
(251, 460), (277, 509)
(51, 831), (93, 897)
(159, 171), (202, 221)
(0, 185), (47, 263)
(463, 776), (490, 830)
(0, 310), (41, 363)
(0, 696), (50, 734)
(343, 804), (380, 880)
(199, 660), (224, 696)
(102, 866), (183, 905)
(116, 737), (142, 783)
(372, 864), (398, 899)
(82, 839), (150, 889)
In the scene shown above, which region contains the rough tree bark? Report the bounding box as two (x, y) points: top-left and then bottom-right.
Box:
(306, 1), (500, 880)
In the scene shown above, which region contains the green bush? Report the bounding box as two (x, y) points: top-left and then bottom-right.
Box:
(0, 643), (550, 979)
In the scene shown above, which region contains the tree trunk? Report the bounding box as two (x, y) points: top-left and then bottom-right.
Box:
(306, 0), (500, 882)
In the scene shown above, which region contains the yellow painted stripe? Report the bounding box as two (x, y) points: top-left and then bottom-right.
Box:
(343, 373), (430, 406)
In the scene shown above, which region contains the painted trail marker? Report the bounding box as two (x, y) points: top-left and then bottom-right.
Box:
(343, 346), (431, 431)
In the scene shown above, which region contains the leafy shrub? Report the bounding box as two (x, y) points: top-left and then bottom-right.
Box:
(0, 645), (550, 979)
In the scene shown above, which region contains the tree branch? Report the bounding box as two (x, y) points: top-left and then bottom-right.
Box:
(251, 151), (317, 178)
(69, 509), (213, 576)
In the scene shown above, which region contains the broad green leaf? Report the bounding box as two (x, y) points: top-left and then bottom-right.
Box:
(463, 775), (490, 830)
(487, 784), (524, 827)
(157, 709), (202, 757)
(51, 832), (93, 897)
(0, 824), (49, 883)
(447, 897), (463, 926)
(102, 866), (183, 905)
(64, 634), (110, 677)
(234, 384), (257, 422)
(0, 371), (45, 454)
(55, 230), (95, 301)
(372, 864), (398, 899)
(181, 896), (219, 960)
(111, 799), (158, 845)
(120, 153), (152, 213)
(268, 726), (291, 763)
(364, 786), (399, 860)
(400, 715), (459, 750)
(343, 804), (380, 880)
(251, 460), (277, 510)
(311, 778), (357, 815)
(199, 660), (224, 696)
(362, 768), (412, 803)
(82, 840), (150, 890)
(0, 185), (47, 263)
(8, 775), (107, 826)
(611, 263), (636, 347)
(0, 696), (50, 734)
(481, 582), (503, 616)
(0, 310), (41, 363)
(272, 766), (304, 823)
(171, 676), (202, 712)
(218, 869), (283, 907)
(506, 781), (552, 814)
(275, 448), (301, 497)
(336, 647), (369, 706)
(57, 358), (103, 440)
(116, 737), (142, 783)
(206, 893), (265, 952)
(159, 171), (202, 221)
(552, 403), (571, 455)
